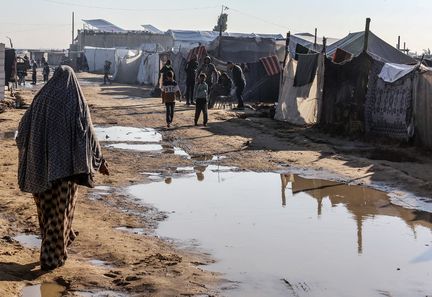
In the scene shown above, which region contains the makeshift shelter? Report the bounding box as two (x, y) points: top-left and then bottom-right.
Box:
(208, 36), (284, 63)
(275, 52), (325, 125)
(84, 47), (117, 74)
(320, 30), (417, 134)
(137, 53), (160, 87)
(4, 48), (16, 89)
(365, 61), (417, 140)
(0, 43), (4, 101)
(414, 68), (432, 148)
(114, 51), (143, 84)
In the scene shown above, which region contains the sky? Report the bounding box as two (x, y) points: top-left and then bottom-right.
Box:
(0, 0), (431, 53)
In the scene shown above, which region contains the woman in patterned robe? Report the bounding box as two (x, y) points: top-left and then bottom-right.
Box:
(16, 65), (109, 270)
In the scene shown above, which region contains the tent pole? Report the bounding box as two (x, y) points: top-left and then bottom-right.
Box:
(283, 31), (290, 67)
(314, 28), (317, 50)
(322, 37), (327, 54)
(397, 36), (401, 50)
(363, 18), (371, 53)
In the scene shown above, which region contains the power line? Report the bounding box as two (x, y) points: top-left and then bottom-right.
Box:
(42, 0), (219, 12)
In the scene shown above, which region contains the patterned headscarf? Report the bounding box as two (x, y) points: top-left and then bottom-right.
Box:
(17, 65), (103, 193)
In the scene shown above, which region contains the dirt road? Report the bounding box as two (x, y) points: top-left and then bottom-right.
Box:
(0, 72), (431, 296)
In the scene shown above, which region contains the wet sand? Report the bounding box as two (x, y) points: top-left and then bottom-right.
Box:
(0, 72), (431, 296)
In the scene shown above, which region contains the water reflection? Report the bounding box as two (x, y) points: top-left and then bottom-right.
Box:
(282, 174), (432, 254)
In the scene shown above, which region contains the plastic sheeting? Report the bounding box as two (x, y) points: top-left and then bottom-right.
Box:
(326, 31), (416, 65)
(84, 47), (116, 74)
(114, 52), (143, 84)
(378, 63), (418, 83)
(365, 59), (415, 140)
(275, 53), (324, 125)
(242, 61), (280, 103)
(414, 70), (432, 148)
(137, 53), (160, 87)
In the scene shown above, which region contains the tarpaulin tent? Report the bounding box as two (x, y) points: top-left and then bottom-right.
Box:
(137, 53), (160, 87)
(289, 33), (339, 55)
(208, 36), (283, 63)
(275, 53), (325, 125)
(320, 30), (416, 134)
(365, 61), (417, 140)
(414, 68), (432, 148)
(0, 43), (4, 101)
(326, 31), (417, 64)
(114, 51), (143, 84)
(84, 47), (117, 74)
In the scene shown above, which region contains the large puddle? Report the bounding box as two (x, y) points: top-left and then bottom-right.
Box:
(22, 283), (65, 297)
(95, 126), (162, 142)
(128, 167), (432, 297)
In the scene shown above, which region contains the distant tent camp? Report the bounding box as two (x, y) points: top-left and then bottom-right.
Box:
(84, 47), (117, 74)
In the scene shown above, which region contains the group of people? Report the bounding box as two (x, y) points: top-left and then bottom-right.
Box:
(160, 55), (246, 128)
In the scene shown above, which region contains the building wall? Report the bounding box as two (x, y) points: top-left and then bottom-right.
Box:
(0, 43), (5, 101)
(76, 30), (174, 51)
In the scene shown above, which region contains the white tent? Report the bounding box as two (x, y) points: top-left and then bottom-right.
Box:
(113, 51), (143, 84)
(84, 47), (116, 74)
(137, 53), (160, 87)
(275, 53), (325, 125)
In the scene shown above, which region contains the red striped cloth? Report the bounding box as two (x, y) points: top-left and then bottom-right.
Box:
(187, 46), (207, 62)
(259, 55), (281, 76)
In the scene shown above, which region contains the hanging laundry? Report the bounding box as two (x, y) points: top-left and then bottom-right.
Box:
(294, 53), (319, 87)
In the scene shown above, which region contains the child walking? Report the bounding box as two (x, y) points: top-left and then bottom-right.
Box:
(161, 71), (181, 128)
(194, 73), (209, 126)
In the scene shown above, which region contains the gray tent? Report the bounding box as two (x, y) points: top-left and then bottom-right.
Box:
(326, 31), (416, 64)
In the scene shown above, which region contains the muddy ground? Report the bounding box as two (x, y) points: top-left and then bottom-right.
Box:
(0, 72), (431, 296)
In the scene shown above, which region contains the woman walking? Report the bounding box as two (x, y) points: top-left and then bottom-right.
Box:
(16, 65), (109, 270)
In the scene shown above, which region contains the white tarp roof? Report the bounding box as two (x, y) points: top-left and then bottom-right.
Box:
(83, 19), (126, 33)
(167, 30), (284, 44)
(141, 24), (164, 34)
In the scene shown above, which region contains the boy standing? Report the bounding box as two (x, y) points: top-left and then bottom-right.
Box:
(194, 73), (209, 126)
(161, 71), (181, 128)
(42, 62), (50, 83)
(31, 61), (37, 85)
(103, 60), (112, 85)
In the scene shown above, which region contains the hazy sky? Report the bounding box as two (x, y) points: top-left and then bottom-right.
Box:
(0, 0), (431, 53)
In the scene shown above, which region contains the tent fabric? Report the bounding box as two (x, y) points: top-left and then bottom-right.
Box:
(378, 63), (418, 83)
(84, 47), (116, 74)
(242, 61), (280, 103)
(332, 48), (353, 63)
(288, 33), (339, 56)
(83, 19), (126, 33)
(137, 53), (160, 87)
(114, 52), (143, 84)
(321, 53), (371, 133)
(187, 45), (207, 62)
(294, 53), (319, 87)
(414, 70), (432, 148)
(259, 55), (281, 76)
(275, 53), (324, 125)
(209, 36), (280, 63)
(326, 31), (416, 65)
(365, 59), (415, 140)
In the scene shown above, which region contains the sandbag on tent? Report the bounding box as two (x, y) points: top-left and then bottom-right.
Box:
(320, 53), (371, 133)
(365, 60), (416, 140)
(275, 53), (324, 125)
(84, 47), (116, 74)
(114, 52), (142, 84)
(137, 53), (160, 87)
(414, 69), (432, 148)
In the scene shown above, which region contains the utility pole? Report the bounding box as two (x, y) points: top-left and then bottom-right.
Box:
(72, 11), (75, 45)
(217, 5), (229, 58)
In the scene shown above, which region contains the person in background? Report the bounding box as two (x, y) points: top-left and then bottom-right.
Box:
(16, 65), (109, 270)
(43, 62), (50, 83)
(227, 61), (246, 109)
(184, 55), (198, 105)
(194, 73), (209, 126)
(103, 60), (112, 85)
(159, 59), (175, 85)
(161, 71), (181, 128)
(31, 60), (37, 85)
(208, 71), (232, 108)
(197, 56), (218, 91)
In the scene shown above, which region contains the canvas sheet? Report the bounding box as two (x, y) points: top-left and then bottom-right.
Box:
(321, 53), (371, 132)
(365, 59), (414, 140)
(378, 63), (418, 83)
(84, 47), (116, 74)
(114, 52), (142, 84)
(137, 53), (160, 87)
(243, 61), (280, 103)
(275, 53), (324, 125)
(414, 70), (432, 148)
